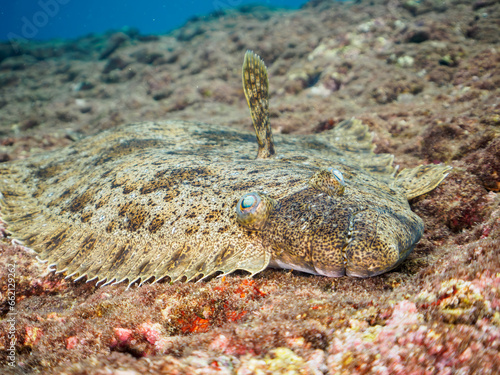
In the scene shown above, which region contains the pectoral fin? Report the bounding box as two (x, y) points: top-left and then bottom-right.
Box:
(395, 164), (452, 200)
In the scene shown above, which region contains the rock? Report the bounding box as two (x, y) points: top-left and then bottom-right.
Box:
(102, 56), (130, 73)
(99, 32), (129, 60)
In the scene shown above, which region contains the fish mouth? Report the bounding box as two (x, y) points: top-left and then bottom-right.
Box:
(344, 209), (422, 278)
(313, 209), (415, 278)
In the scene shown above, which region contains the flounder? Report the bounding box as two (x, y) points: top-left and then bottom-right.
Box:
(0, 52), (451, 285)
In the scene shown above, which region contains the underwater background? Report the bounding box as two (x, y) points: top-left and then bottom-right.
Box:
(1, 0), (306, 42)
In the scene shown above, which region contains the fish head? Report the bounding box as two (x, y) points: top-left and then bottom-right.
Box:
(236, 167), (424, 278)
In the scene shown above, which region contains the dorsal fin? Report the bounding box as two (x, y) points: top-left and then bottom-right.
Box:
(242, 50), (275, 159)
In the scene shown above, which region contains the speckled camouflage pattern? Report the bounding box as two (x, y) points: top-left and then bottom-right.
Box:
(0, 52), (451, 285)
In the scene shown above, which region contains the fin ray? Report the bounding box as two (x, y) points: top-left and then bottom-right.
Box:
(319, 118), (396, 178)
(242, 50), (275, 159)
(395, 164), (452, 199)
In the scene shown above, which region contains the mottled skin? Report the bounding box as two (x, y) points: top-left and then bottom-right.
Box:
(0, 52), (450, 285)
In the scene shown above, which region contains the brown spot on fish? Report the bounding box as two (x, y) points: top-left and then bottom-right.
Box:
(94, 139), (167, 166)
(215, 244), (236, 267)
(110, 243), (132, 270)
(69, 189), (95, 213)
(80, 234), (97, 253)
(185, 225), (199, 235)
(232, 181), (257, 191)
(140, 178), (176, 195)
(80, 210), (93, 223)
(205, 209), (222, 222)
(34, 163), (64, 180)
(106, 221), (117, 233)
(45, 227), (71, 251)
(148, 215), (165, 233)
(163, 188), (180, 202)
(166, 244), (191, 272)
(118, 201), (147, 232)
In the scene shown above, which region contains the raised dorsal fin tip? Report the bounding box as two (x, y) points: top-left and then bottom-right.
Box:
(242, 51), (275, 159)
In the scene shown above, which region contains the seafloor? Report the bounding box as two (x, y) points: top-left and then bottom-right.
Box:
(0, 0), (499, 373)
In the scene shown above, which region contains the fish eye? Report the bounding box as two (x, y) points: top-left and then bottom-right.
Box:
(240, 193), (257, 210)
(236, 192), (275, 230)
(309, 167), (346, 196)
(327, 167), (345, 185)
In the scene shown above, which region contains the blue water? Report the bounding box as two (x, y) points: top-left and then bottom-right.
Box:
(0, 0), (306, 43)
